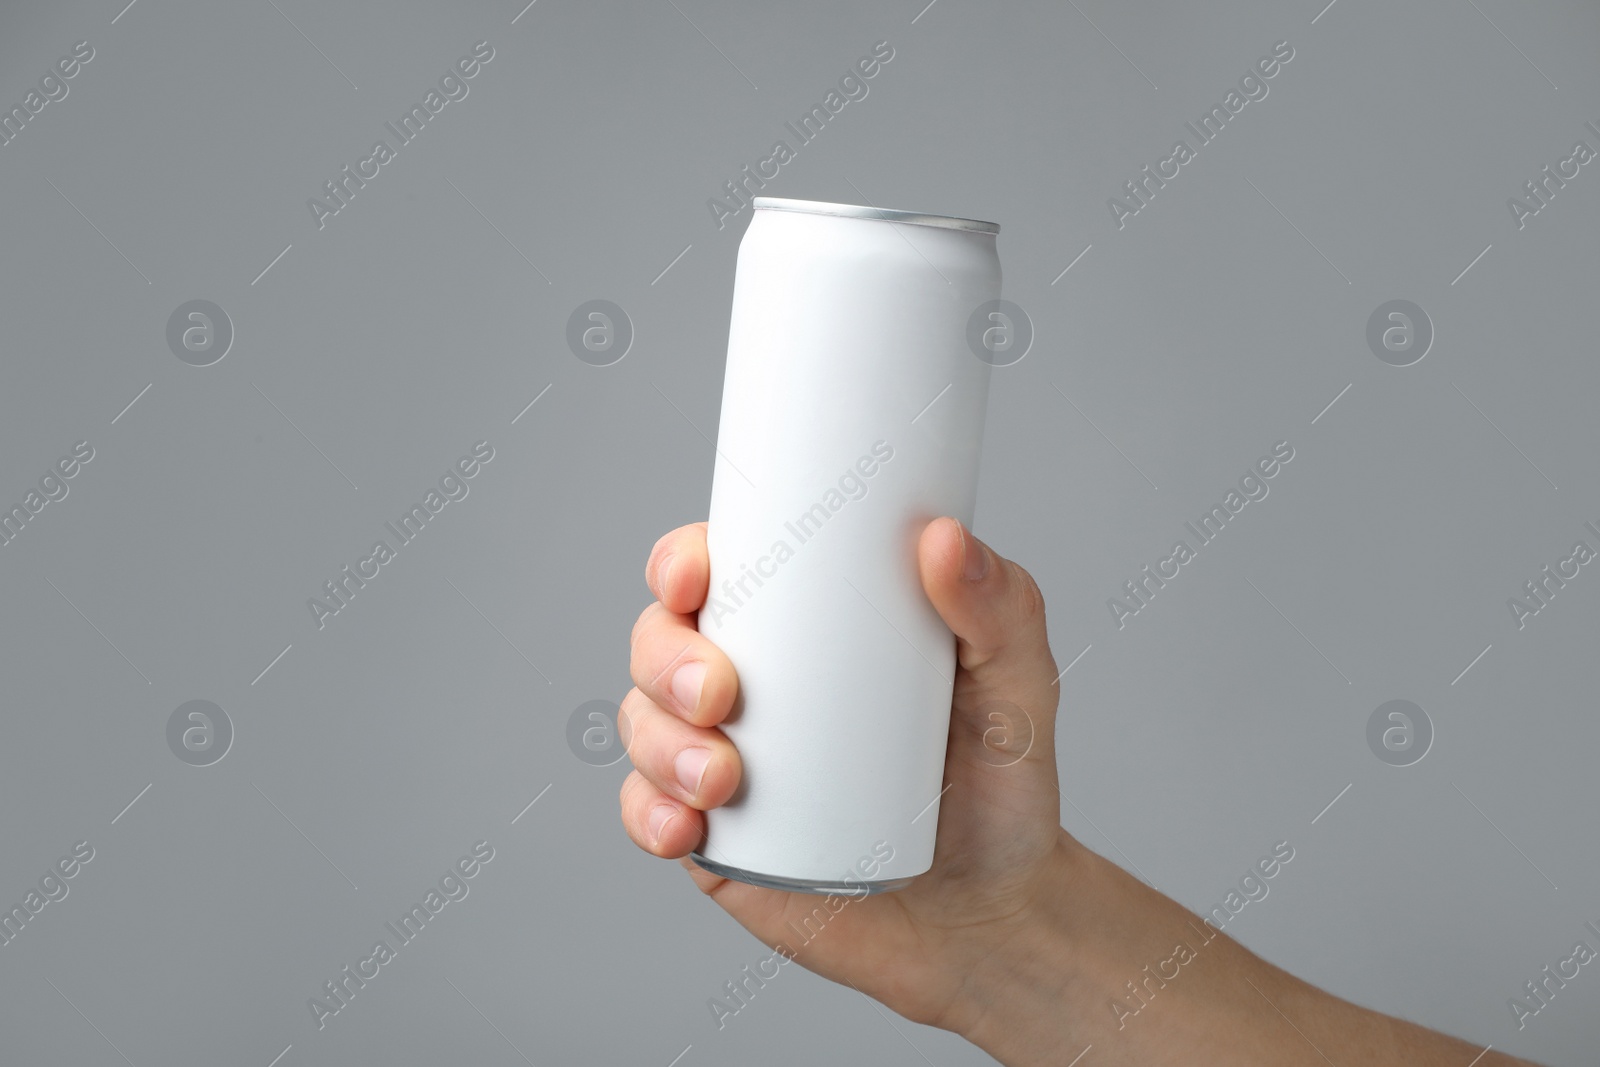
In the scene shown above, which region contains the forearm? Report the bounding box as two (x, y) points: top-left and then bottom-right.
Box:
(947, 832), (1541, 1067)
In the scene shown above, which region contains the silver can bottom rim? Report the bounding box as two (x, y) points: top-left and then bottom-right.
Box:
(688, 851), (916, 896)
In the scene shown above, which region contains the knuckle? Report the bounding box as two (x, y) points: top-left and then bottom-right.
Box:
(627, 631), (647, 685)
(616, 689), (643, 752)
(1009, 562), (1048, 628)
(618, 694), (661, 767)
(630, 601), (658, 649)
(647, 530), (671, 572)
(619, 772), (657, 845)
(619, 769), (643, 812)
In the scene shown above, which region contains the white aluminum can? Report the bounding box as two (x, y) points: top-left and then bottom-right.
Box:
(690, 196), (1001, 895)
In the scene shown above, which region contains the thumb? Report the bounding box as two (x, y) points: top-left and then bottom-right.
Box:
(917, 517), (1062, 769)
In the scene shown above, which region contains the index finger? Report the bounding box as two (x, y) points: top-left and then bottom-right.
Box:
(645, 521), (709, 615)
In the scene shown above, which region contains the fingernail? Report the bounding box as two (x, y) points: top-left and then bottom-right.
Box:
(616, 703), (633, 752)
(648, 803), (678, 846)
(962, 523), (991, 582)
(658, 553), (676, 596)
(675, 747), (712, 799)
(672, 661), (707, 715)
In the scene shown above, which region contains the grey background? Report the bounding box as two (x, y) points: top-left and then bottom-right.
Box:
(1, 0), (1596, 1063)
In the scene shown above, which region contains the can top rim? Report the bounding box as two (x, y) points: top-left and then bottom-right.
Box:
(752, 196), (999, 235)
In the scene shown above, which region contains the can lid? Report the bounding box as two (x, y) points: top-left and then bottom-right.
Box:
(753, 196), (999, 235)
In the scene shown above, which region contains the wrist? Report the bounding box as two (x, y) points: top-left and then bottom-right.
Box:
(938, 831), (1541, 1067)
(944, 830), (1287, 1067)
(939, 830), (1102, 1059)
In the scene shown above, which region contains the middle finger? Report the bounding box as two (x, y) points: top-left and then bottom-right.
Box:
(618, 686), (740, 809)
(629, 603), (738, 728)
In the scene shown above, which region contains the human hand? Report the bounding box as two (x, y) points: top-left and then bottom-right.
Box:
(618, 515), (1075, 1032)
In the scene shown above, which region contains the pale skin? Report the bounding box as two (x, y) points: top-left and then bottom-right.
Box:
(619, 517), (1545, 1066)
